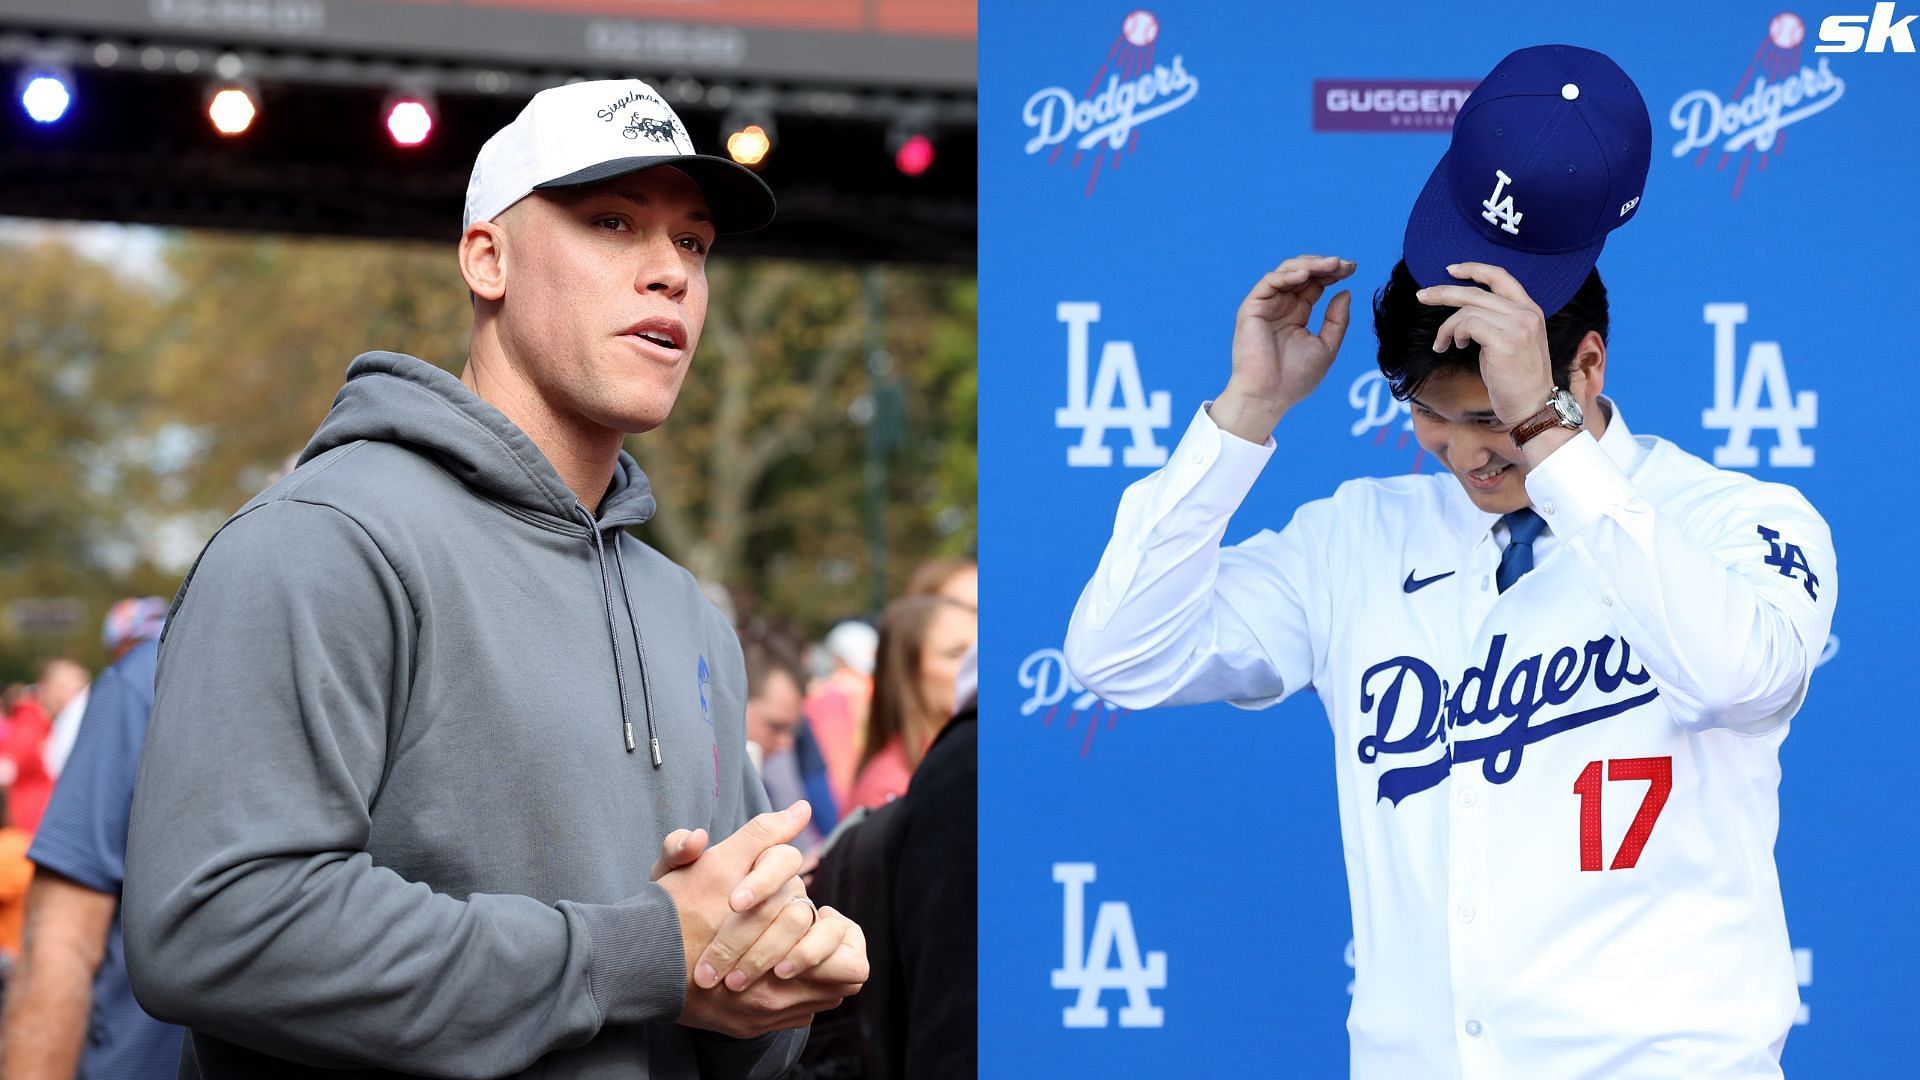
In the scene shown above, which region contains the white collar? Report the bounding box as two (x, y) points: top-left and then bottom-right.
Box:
(1591, 396), (1642, 475)
(1448, 395), (1639, 536)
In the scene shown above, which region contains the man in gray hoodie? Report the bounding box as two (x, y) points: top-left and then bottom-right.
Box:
(121, 79), (868, 1079)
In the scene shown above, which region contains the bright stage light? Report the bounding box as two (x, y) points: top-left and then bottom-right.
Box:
(386, 99), (433, 147)
(20, 73), (72, 124)
(894, 133), (934, 177)
(726, 123), (772, 168)
(208, 86), (257, 135)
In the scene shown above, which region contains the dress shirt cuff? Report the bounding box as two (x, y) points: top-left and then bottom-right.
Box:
(1522, 430), (1644, 540)
(1167, 402), (1272, 516)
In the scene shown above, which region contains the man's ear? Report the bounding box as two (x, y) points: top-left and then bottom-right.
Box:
(1568, 329), (1607, 400)
(459, 221), (508, 302)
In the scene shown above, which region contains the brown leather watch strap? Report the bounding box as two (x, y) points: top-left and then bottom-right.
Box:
(1510, 403), (1567, 447)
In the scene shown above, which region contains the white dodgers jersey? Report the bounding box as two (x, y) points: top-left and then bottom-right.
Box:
(1066, 401), (1836, 1079)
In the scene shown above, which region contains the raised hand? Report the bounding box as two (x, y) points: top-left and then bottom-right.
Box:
(1214, 254), (1356, 443)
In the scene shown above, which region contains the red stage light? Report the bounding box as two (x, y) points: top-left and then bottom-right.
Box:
(894, 133), (934, 177)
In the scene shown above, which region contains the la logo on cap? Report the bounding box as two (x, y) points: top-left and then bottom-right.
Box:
(1481, 170), (1522, 236)
(1402, 45), (1653, 317)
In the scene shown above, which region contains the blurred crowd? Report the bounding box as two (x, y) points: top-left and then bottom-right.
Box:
(0, 558), (975, 1080)
(740, 557), (979, 1078)
(1, 597), (180, 1078)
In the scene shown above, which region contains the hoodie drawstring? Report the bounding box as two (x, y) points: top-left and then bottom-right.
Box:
(578, 506), (660, 766)
(610, 543), (662, 767)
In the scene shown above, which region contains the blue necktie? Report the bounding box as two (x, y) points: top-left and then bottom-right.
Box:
(1496, 509), (1547, 594)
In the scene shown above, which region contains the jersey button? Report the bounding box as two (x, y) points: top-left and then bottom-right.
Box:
(1465, 1020), (1483, 1038)
(1457, 904), (1476, 924)
(1458, 787), (1477, 808)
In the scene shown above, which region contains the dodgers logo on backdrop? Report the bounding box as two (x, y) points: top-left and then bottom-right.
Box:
(1021, 10), (1199, 196)
(1051, 863), (1166, 1028)
(1357, 634), (1660, 804)
(1055, 302), (1171, 468)
(1312, 78), (1476, 132)
(1021, 647), (1129, 756)
(1349, 371), (1432, 471)
(1795, 947), (1814, 1024)
(1701, 303), (1816, 468)
(1669, 12), (1847, 198)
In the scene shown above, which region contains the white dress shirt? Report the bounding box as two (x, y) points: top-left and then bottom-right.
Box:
(1065, 400), (1836, 1079)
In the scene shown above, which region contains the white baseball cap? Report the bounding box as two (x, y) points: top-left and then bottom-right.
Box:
(823, 620), (879, 677)
(463, 79), (776, 233)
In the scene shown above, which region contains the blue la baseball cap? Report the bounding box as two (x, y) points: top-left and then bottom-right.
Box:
(1403, 44), (1652, 317)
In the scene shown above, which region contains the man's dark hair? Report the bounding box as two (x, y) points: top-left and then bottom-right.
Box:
(740, 630), (807, 702)
(1373, 259), (1609, 402)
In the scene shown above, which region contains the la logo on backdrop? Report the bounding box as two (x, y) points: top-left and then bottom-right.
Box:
(1029, 14), (1190, 469)
(1020, 9), (1199, 197)
(1051, 863), (1167, 1029)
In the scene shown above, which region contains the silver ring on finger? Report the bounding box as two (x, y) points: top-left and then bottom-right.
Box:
(787, 895), (818, 926)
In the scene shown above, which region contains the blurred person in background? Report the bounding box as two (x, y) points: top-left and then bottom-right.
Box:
(903, 556), (976, 612)
(0, 656), (89, 835)
(37, 658), (92, 782)
(742, 630), (836, 850)
(41, 599), (167, 783)
(119, 79), (864, 1079)
(806, 620), (878, 809)
(846, 596), (976, 810)
(1, 790), (31, 972)
(797, 645), (976, 1080)
(741, 630), (808, 772)
(1, 622), (182, 1080)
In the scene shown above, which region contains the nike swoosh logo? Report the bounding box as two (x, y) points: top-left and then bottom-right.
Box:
(1403, 570), (1455, 593)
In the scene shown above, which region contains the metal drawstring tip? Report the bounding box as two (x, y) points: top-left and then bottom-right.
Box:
(623, 722), (635, 752)
(649, 738), (663, 767)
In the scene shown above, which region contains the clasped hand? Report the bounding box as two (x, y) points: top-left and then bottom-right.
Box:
(652, 801), (868, 1039)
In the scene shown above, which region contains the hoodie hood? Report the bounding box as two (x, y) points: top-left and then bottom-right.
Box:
(302, 351), (657, 530)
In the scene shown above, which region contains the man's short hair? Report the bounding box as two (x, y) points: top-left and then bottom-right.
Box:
(1373, 259), (1609, 403)
(740, 630), (807, 702)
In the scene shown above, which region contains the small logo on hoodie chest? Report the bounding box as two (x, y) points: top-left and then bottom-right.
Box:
(696, 655), (713, 726)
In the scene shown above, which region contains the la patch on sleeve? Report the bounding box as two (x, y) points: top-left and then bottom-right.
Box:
(1756, 525), (1819, 600)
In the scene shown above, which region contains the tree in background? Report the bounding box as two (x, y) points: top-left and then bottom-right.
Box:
(0, 228), (974, 680)
(0, 240), (169, 678)
(629, 262), (977, 626)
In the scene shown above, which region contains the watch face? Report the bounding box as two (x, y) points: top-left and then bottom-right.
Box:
(1552, 389), (1584, 427)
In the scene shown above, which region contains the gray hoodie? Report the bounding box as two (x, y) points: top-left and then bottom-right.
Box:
(123, 352), (804, 1079)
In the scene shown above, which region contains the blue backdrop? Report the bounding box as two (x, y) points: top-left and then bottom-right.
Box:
(978, 3), (1920, 1076)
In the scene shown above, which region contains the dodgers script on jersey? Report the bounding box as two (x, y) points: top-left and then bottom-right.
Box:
(1065, 401), (1836, 1079)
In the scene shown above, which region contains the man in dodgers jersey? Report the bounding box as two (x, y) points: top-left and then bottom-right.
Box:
(1064, 46), (1835, 1079)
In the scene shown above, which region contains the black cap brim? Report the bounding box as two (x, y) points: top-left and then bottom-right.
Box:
(538, 154), (777, 234)
(1403, 151), (1605, 319)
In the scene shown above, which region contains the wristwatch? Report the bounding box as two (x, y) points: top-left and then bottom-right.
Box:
(1510, 387), (1584, 447)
